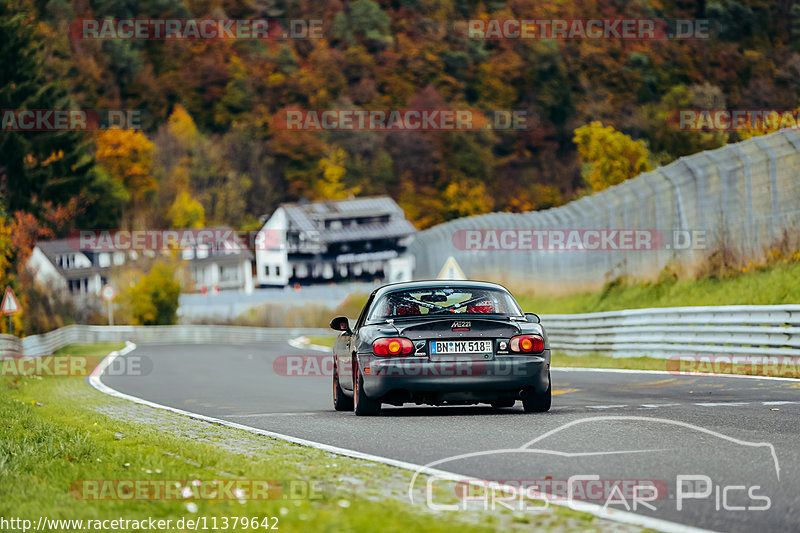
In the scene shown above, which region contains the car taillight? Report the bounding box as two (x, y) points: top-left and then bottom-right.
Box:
(372, 337), (415, 356)
(509, 334), (544, 354)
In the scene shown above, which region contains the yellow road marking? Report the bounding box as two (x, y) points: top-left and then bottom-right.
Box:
(626, 378), (698, 389)
(552, 388), (579, 395)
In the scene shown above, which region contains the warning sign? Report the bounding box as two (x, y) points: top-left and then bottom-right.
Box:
(437, 256), (467, 280)
(2, 287), (21, 316)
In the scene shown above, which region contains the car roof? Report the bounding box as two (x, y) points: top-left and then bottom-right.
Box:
(371, 279), (513, 299)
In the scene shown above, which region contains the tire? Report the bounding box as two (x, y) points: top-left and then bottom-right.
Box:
(354, 369), (381, 416)
(491, 398), (516, 408)
(522, 373), (551, 413)
(333, 366), (353, 411)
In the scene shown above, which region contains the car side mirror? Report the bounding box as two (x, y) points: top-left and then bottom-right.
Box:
(330, 316), (352, 334)
(525, 313), (540, 323)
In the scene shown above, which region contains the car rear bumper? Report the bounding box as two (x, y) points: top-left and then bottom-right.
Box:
(358, 350), (550, 399)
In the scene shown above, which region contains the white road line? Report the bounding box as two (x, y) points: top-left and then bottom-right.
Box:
(639, 403), (681, 408)
(87, 342), (716, 533)
(587, 404), (628, 409)
(695, 402), (750, 407)
(287, 337), (332, 352)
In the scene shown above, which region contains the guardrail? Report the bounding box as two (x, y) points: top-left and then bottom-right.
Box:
(540, 304), (800, 358)
(0, 325), (331, 357)
(3, 306), (799, 360)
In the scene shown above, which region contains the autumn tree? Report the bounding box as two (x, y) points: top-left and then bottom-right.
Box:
(168, 192), (205, 229)
(315, 147), (361, 200)
(95, 129), (157, 229)
(118, 261), (181, 326)
(573, 122), (652, 193)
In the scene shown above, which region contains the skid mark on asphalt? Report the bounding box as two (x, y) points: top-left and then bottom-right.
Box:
(226, 412), (317, 418)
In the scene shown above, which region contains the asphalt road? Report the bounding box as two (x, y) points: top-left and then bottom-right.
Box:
(99, 341), (800, 532)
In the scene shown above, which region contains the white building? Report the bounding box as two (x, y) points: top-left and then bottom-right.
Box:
(28, 228), (253, 298)
(255, 196), (416, 287)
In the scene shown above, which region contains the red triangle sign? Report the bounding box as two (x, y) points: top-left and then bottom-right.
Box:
(2, 287), (20, 315)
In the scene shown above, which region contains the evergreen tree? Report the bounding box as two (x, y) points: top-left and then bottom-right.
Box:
(0, 4), (93, 220)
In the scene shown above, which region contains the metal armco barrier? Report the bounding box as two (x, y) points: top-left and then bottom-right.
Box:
(0, 325), (331, 357)
(2, 307), (799, 360)
(541, 304), (800, 358)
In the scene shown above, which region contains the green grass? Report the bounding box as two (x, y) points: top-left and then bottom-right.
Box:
(516, 261), (800, 315)
(53, 342), (127, 356)
(306, 335), (336, 348)
(319, 262), (800, 319)
(0, 344), (624, 532)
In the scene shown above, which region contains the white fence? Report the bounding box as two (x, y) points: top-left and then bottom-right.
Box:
(541, 304), (800, 358)
(0, 325), (330, 357)
(2, 306), (799, 360)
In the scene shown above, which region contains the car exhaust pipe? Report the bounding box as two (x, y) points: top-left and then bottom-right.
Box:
(518, 388), (529, 399)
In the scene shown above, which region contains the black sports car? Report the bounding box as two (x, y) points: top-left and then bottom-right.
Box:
(329, 280), (551, 416)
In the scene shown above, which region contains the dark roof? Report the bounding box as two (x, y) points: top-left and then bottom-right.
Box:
(285, 196), (406, 217)
(36, 239), (76, 258)
(323, 219), (417, 243)
(33, 242), (112, 280)
(276, 196), (416, 243)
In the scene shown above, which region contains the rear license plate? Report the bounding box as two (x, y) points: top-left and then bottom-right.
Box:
(430, 340), (493, 355)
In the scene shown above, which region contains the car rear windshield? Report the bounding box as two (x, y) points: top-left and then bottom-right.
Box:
(368, 286), (522, 320)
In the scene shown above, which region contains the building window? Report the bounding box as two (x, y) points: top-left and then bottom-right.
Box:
(59, 255), (75, 269)
(275, 265), (281, 277)
(221, 265), (238, 282)
(264, 265), (270, 276)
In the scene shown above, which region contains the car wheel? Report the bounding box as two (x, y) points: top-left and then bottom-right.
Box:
(354, 369), (381, 416)
(522, 373), (551, 413)
(490, 398), (516, 408)
(333, 366), (353, 411)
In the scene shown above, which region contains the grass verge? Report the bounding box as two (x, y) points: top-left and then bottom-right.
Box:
(516, 261), (800, 314)
(0, 344), (637, 532)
